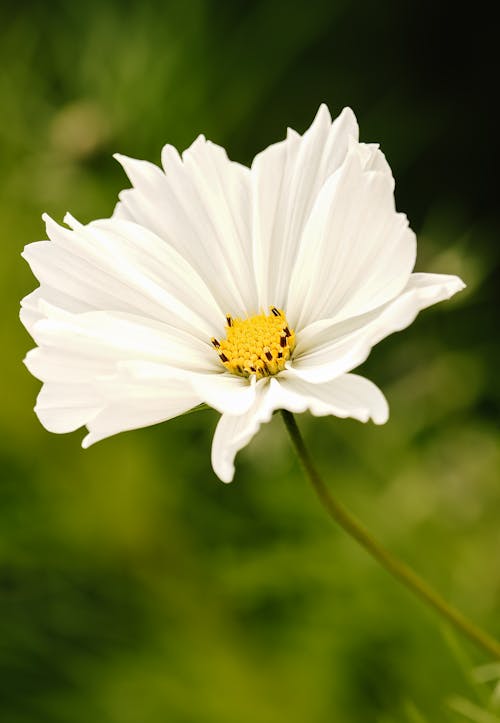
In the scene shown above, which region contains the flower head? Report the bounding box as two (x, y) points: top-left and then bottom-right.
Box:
(21, 105), (465, 482)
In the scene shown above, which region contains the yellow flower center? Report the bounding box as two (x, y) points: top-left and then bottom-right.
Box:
(212, 307), (296, 379)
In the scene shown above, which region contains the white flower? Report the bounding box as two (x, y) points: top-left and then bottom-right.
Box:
(21, 105), (465, 482)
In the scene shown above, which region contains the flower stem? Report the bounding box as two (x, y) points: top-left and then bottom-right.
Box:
(281, 409), (500, 660)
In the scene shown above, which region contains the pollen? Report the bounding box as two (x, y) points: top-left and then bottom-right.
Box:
(211, 307), (296, 379)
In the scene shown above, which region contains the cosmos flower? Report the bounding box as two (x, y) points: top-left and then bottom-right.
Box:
(21, 105), (465, 482)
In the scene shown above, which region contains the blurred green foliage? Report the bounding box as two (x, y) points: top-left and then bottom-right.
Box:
(1, 1), (499, 721)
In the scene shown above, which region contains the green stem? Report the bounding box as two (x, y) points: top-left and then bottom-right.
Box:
(281, 410), (500, 660)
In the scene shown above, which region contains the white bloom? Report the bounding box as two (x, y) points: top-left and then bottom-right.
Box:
(21, 105), (465, 482)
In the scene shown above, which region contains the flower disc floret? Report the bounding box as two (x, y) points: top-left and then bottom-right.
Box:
(212, 307), (296, 379)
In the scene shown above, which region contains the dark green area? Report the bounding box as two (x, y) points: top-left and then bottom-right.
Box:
(1, 1), (499, 721)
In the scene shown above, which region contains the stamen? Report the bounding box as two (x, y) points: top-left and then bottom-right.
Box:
(213, 308), (295, 380)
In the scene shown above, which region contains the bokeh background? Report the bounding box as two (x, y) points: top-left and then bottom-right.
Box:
(1, 1), (499, 721)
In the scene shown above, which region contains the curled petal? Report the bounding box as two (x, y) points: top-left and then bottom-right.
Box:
(291, 273), (466, 384)
(211, 373), (387, 483)
(287, 145), (416, 330)
(252, 105), (358, 310)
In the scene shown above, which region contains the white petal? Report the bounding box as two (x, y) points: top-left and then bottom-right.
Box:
(34, 383), (103, 433)
(291, 272), (466, 383)
(211, 370), (388, 483)
(31, 354), (202, 443)
(351, 138), (394, 180)
(20, 287), (91, 332)
(30, 304), (217, 374)
(113, 360), (257, 416)
(24, 346), (114, 383)
(278, 372), (389, 423)
(286, 145), (416, 330)
(115, 136), (256, 317)
(190, 372), (256, 415)
(211, 379), (277, 483)
(82, 380), (200, 448)
(22, 214), (225, 340)
(251, 105), (358, 310)
(23, 301), (218, 439)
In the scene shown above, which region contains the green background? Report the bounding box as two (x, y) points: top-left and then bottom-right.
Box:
(1, 1), (499, 721)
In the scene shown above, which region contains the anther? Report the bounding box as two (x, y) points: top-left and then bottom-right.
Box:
(226, 315), (233, 327)
(271, 307), (280, 317)
(211, 337), (220, 348)
(265, 349), (273, 361)
(279, 334), (287, 348)
(277, 351), (283, 358)
(284, 326), (291, 337)
(219, 352), (229, 362)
